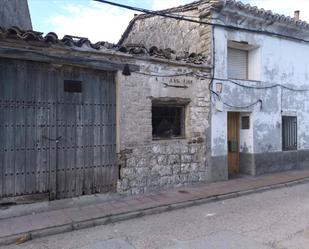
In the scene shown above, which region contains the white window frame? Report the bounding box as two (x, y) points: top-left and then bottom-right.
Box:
(227, 41), (261, 81)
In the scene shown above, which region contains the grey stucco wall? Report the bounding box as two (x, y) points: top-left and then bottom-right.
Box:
(240, 150), (309, 176)
(211, 9), (309, 176)
(0, 0), (32, 30)
(122, 10), (212, 55)
(116, 60), (212, 195)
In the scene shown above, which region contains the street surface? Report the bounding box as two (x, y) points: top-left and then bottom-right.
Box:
(3, 182), (309, 249)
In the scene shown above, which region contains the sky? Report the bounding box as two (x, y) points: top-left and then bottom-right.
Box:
(28, 0), (309, 44)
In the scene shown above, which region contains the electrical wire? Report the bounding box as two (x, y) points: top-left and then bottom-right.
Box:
(211, 90), (263, 110)
(134, 69), (309, 110)
(210, 24), (217, 109)
(94, 0), (309, 108)
(223, 97), (262, 110)
(94, 0), (309, 44)
(204, 76), (309, 92)
(226, 79), (309, 92)
(134, 71), (194, 77)
(136, 70), (264, 109)
(133, 70), (309, 92)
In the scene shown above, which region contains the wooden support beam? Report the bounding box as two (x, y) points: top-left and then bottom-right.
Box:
(0, 46), (140, 72)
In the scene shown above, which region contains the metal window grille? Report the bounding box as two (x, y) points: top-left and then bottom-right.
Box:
(152, 105), (185, 139)
(241, 116), (250, 129)
(282, 116), (297, 151)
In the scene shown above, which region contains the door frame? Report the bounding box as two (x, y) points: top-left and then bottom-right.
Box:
(227, 112), (240, 176)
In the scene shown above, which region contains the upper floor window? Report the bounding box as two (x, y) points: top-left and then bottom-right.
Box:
(228, 47), (248, 80)
(227, 41), (260, 81)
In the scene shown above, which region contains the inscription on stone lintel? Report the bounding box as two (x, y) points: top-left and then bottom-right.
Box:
(157, 77), (194, 86)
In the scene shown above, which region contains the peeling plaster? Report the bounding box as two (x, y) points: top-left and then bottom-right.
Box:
(212, 25), (309, 157)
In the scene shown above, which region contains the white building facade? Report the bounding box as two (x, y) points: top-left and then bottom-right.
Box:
(210, 2), (309, 178)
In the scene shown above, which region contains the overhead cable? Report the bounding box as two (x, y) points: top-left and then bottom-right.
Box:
(94, 0), (309, 44)
(133, 71), (309, 92)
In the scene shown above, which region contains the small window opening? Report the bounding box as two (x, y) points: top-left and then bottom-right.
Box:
(228, 47), (248, 80)
(64, 80), (82, 93)
(282, 116), (297, 151)
(152, 105), (185, 139)
(241, 116), (250, 129)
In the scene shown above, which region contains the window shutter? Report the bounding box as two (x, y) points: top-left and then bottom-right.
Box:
(228, 48), (248, 80)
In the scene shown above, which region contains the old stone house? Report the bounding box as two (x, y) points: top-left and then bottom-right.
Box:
(0, 22), (211, 199)
(120, 0), (309, 189)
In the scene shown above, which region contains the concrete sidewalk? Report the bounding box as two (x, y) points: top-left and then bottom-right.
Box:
(1, 169), (309, 246)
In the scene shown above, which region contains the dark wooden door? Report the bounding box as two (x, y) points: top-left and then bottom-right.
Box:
(0, 59), (117, 199)
(227, 112), (240, 175)
(0, 59), (57, 198)
(55, 66), (117, 198)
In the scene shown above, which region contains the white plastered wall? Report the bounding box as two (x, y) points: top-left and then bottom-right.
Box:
(211, 26), (309, 157)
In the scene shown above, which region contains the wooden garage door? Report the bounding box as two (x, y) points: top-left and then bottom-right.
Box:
(0, 58), (117, 199)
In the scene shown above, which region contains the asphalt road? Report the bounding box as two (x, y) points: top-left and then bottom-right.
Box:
(4, 182), (309, 249)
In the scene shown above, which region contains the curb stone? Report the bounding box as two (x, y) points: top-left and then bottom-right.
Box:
(0, 234), (24, 247)
(31, 224), (72, 240)
(237, 189), (256, 196)
(216, 192), (238, 200)
(268, 183), (286, 190)
(285, 180), (300, 187)
(253, 186), (272, 193)
(1, 177), (309, 246)
(72, 220), (95, 230)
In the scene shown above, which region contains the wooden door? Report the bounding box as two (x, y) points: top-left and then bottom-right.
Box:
(0, 59), (57, 198)
(0, 58), (117, 199)
(55, 66), (117, 199)
(227, 112), (240, 175)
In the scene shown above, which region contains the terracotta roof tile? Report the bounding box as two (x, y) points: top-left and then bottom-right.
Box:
(0, 26), (211, 66)
(225, 0), (309, 28)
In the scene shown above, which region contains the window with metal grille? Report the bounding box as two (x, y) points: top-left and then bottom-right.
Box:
(282, 116), (297, 151)
(241, 116), (250, 129)
(227, 47), (248, 80)
(152, 105), (185, 139)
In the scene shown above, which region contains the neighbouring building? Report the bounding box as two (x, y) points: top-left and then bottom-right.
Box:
(0, 0), (32, 30)
(120, 0), (309, 187)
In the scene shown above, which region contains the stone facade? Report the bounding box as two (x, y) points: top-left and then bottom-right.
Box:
(119, 0), (309, 185)
(122, 10), (212, 55)
(116, 60), (212, 194)
(118, 140), (208, 195)
(0, 20), (213, 197)
(117, 3), (215, 195)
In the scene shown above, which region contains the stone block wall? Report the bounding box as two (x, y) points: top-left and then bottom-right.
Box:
(122, 9), (212, 55)
(118, 140), (207, 195)
(116, 60), (212, 195)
